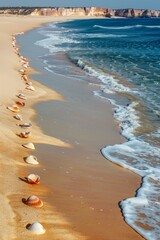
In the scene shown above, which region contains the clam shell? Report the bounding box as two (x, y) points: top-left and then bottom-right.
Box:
(17, 93), (27, 100)
(14, 114), (23, 121)
(26, 85), (35, 91)
(16, 101), (25, 107)
(23, 195), (43, 207)
(22, 143), (35, 150)
(27, 222), (45, 235)
(26, 174), (40, 184)
(24, 155), (38, 165)
(19, 131), (31, 138)
(18, 123), (32, 129)
(7, 105), (19, 113)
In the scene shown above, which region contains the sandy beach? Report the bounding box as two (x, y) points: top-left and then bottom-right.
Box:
(0, 15), (144, 240)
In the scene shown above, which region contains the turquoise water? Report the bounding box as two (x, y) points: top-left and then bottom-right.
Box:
(26, 18), (160, 239)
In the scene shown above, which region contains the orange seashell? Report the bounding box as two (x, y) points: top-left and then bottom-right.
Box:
(23, 195), (43, 207)
(22, 75), (28, 81)
(16, 101), (25, 107)
(26, 174), (40, 184)
(7, 105), (19, 113)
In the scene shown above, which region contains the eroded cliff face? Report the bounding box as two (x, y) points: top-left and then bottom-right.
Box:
(0, 7), (159, 18)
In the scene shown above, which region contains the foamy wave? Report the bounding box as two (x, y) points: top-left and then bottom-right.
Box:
(120, 173), (160, 240)
(35, 32), (79, 53)
(77, 59), (131, 93)
(93, 24), (143, 29)
(84, 33), (127, 38)
(93, 24), (160, 30)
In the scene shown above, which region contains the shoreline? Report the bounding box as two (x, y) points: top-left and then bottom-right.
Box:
(0, 15), (144, 239)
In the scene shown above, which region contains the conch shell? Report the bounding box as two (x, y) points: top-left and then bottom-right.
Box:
(19, 131), (31, 138)
(7, 105), (19, 113)
(26, 174), (40, 184)
(22, 143), (35, 150)
(27, 222), (46, 235)
(24, 155), (38, 165)
(23, 195), (43, 207)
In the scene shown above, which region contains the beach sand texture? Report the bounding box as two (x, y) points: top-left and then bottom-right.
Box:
(0, 15), (144, 240)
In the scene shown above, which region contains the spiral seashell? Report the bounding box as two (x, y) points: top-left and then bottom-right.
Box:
(16, 101), (25, 107)
(27, 222), (46, 235)
(18, 123), (32, 129)
(22, 143), (35, 150)
(7, 105), (19, 113)
(26, 174), (40, 184)
(23, 195), (43, 207)
(26, 85), (35, 91)
(24, 155), (38, 165)
(14, 114), (23, 120)
(16, 93), (27, 100)
(19, 131), (31, 138)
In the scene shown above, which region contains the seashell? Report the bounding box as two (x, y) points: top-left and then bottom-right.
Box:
(26, 174), (40, 184)
(22, 75), (28, 81)
(27, 222), (46, 235)
(16, 101), (25, 107)
(18, 123), (32, 129)
(7, 105), (19, 113)
(24, 155), (38, 164)
(14, 114), (23, 120)
(22, 143), (35, 150)
(19, 131), (31, 138)
(19, 69), (25, 73)
(26, 81), (32, 86)
(23, 63), (29, 69)
(26, 85), (35, 91)
(23, 195), (43, 207)
(17, 93), (27, 100)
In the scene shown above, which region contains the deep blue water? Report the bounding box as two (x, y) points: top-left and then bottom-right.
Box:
(35, 18), (160, 240)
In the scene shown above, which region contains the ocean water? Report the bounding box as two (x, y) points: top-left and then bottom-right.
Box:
(35, 18), (160, 240)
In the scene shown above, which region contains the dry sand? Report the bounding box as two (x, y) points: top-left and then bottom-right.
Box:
(0, 15), (144, 240)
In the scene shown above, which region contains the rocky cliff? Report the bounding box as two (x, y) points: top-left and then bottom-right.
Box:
(0, 7), (159, 18)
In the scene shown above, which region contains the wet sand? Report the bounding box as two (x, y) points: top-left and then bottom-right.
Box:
(0, 15), (144, 240)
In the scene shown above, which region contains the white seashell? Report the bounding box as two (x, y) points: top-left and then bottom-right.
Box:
(17, 93), (27, 100)
(26, 174), (40, 184)
(22, 143), (35, 150)
(19, 69), (25, 73)
(18, 123), (32, 129)
(7, 105), (19, 113)
(26, 85), (35, 91)
(24, 155), (39, 165)
(23, 195), (43, 207)
(27, 222), (45, 235)
(14, 114), (23, 120)
(19, 131), (31, 138)
(26, 81), (32, 86)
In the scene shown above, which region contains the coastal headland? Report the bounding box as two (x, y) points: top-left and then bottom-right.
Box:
(0, 7), (160, 18)
(0, 15), (144, 240)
